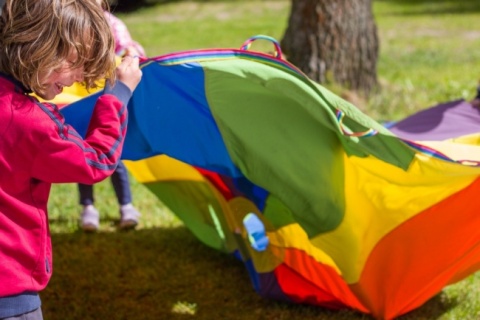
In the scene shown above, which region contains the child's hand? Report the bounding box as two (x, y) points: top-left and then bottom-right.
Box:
(115, 55), (142, 93)
(124, 46), (142, 58)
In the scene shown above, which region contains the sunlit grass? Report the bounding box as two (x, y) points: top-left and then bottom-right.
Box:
(371, 0), (480, 120)
(119, 1), (289, 55)
(171, 301), (197, 315)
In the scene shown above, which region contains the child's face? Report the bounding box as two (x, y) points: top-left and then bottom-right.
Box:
(37, 54), (84, 100)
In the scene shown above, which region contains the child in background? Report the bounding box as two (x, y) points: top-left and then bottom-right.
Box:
(79, 2), (146, 232)
(104, 7), (146, 58)
(79, 161), (141, 231)
(0, 0), (142, 318)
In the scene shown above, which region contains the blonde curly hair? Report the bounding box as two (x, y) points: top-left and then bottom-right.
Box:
(0, 0), (116, 96)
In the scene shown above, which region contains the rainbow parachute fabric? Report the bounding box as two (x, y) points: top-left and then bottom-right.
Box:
(60, 36), (480, 320)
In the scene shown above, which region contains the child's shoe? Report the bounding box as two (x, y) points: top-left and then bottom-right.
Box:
(119, 203), (140, 230)
(81, 204), (100, 232)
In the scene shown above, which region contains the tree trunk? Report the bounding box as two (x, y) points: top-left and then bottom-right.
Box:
(280, 0), (379, 97)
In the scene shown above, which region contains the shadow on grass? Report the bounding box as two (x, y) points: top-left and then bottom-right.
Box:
(42, 226), (458, 320)
(397, 293), (459, 319)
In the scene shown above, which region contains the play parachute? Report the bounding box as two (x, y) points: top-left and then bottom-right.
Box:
(59, 36), (480, 320)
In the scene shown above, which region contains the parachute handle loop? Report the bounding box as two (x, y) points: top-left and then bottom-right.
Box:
(241, 35), (283, 59)
(243, 213), (269, 252)
(336, 110), (378, 138)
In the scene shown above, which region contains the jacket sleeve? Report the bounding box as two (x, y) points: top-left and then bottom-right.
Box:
(30, 81), (132, 184)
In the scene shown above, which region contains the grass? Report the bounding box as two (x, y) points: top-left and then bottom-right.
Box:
(43, 1), (480, 319)
(371, 0), (480, 120)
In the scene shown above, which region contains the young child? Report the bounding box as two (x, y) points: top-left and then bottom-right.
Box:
(78, 3), (146, 232)
(0, 0), (142, 318)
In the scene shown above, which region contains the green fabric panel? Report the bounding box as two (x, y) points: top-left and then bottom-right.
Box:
(204, 60), (345, 235)
(319, 85), (416, 166)
(144, 181), (235, 253)
(202, 59), (415, 236)
(262, 194), (297, 229)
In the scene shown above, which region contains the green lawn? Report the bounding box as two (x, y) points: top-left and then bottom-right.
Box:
(43, 1), (480, 319)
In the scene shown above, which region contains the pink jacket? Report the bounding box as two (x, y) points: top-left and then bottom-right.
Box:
(104, 11), (146, 57)
(0, 74), (131, 297)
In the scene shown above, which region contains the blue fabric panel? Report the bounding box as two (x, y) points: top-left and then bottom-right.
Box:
(62, 61), (242, 178)
(61, 93), (100, 138)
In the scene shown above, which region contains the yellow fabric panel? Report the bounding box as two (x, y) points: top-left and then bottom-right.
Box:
(417, 140), (480, 163)
(32, 82), (101, 106)
(449, 133), (480, 145)
(311, 151), (480, 284)
(123, 155), (205, 183)
(49, 83), (101, 105)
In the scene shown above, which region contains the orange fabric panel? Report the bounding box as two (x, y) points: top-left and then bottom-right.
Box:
(276, 248), (368, 314)
(353, 177), (480, 320)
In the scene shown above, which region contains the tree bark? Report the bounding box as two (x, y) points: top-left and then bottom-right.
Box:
(280, 0), (379, 96)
